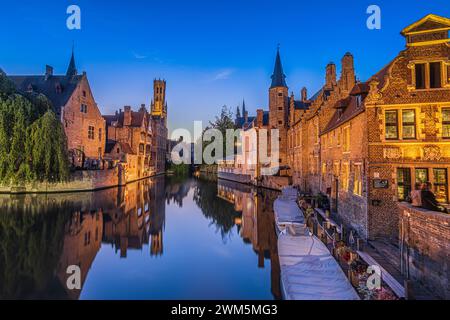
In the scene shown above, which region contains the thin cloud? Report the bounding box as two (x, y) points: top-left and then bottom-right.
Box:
(213, 69), (234, 81)
(132, 51), (148, 59)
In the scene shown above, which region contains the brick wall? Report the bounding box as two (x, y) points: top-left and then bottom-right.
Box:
(0, 169), (123, 193)
(63, 76), (106, 159)
(399, 203), (450, 299)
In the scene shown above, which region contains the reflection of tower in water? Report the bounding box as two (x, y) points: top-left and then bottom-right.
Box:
(217, 179), (282, 300)
(101, 176), (166, 257)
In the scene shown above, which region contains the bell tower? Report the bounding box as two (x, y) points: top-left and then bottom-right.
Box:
(151, 79), (167, 118)
(269, 47), (289, 167)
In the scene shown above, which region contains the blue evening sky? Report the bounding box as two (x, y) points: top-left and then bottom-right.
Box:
(1, 1), (449, 135)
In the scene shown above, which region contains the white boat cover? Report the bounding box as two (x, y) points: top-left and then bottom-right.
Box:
(274, 198), (305, 226)
(278, 234), (360, 300)
(280, 186), (298, 201)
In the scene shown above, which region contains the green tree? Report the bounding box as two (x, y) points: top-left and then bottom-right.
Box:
(209, 105), (236, 134)
(29, 111), (70, 182)
(0, 68), (15, 97)
(0, 69), (69, 184)
(199, 105), (237, 164)
(0, 95), (34, 183)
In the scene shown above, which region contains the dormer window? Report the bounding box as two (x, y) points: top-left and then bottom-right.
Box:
(410, 61), (445, 90)
(415, 64), (426, 89)
(356, 95), (363, 108)
(55, 83), (62, 94)
(430, 62), (442, 88)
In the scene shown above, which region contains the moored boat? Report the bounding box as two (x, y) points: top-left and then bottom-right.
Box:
(278, 233), (360, 300)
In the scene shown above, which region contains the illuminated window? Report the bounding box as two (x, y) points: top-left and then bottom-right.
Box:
(343, 126), (350, 152)
(442, 108), (450, 139)
(433, 168), (448, 203)
(402, 110), (416, 139)
(88, 126), (94, 140)
(353, 164), (363, 196)
(397, 168), (411, 201)
(341, 163), (349, 191)
(415, 168), (429, 184)
(333, 162), (340, 176)
(385, 110), (399, 140)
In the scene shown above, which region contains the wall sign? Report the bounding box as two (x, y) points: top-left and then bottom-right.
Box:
(373, 179), (389, 189)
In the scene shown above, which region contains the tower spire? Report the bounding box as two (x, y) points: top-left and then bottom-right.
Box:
(66, 45), (77, 77)
(270, 47), (287, 88)
(242, 99), (246, 116)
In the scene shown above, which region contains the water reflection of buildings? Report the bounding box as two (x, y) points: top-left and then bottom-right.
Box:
(217, 179), (281, 300)
(165, 178), (196, 207)
(102, 177), (166, 258)
(56, 210), (103, 300)
(0, 176), (167, 299)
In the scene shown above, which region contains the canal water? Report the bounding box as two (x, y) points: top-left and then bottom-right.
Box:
(0, 176), (281, 300)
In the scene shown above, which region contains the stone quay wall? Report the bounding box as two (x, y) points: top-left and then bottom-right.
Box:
(0, 168), (124, 194)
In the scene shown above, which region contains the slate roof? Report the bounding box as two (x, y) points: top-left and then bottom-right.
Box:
(271, 49), (287, 88)
(321, 82), (369, 135)
(9, 75), (83, 113)
(8, 51), (82, 113)
(66, 50), (77, 77)
(236, 116), (255, 128)
(294, 100), (311, 110)
(370, 59), (395, 90)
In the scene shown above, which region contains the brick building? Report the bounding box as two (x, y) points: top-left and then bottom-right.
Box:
(291, 14), (450, 241)
(221, 14), (450, 242)
(9, 51), (106, 165)
(102, 79), (169, 181)
(103, 104), (153, 181)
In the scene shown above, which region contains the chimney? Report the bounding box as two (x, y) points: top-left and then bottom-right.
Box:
(325, 63), (337, 90)
(301, 87), (308, 102)
(45, 65), (53, 80)
(256, 109), (264, 127)
(340, 52), (356, 94)
(124, 106), (132, 126)
(140, 104), (146, 112)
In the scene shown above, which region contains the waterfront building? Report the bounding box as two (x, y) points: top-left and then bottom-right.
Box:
(103, 104), (153, 181)
(102, 79), (169, 181)
(9, 50), (106, 164)
(292, 14), (450, 241)
(219, 14), (450, 242)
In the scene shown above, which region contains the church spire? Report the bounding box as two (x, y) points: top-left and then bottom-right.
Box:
(242, 99), (246, 116)
(66, 46), (78, 77)
(270, 47), (287, 88)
